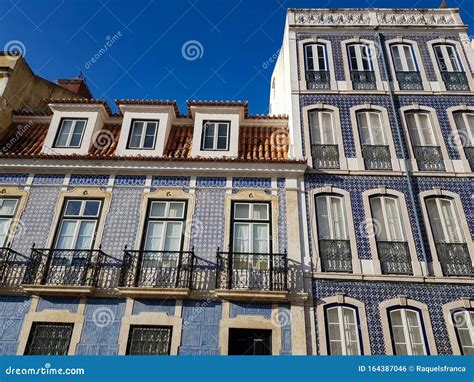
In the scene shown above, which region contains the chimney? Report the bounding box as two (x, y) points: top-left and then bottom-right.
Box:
(56, 77), (93, 98)
(440, 0), (448, 8)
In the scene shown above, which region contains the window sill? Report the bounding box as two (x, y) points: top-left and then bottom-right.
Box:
(310, 272), (473, 284)
(21, 284), (95, 296)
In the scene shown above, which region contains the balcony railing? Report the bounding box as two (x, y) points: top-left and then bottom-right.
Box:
(464, 146), (474, 171)
(377, 241), (413, 275)
(362, 145), (392, 170)
(319, 239), (352, 273)
(395, 71), (423, 90)
(311, 144), (340, 169)
(23, 248), (111, 287)
(0, 247), (29, 287)
(412, 146), (445, 171)
(350, 70), (376, 90)
(436, 243), (472, 277)
(441, 72), (469, 91)
(305, 70), (330, 89)
(216, 251), (288, 291)
(120, 249), (194, 289)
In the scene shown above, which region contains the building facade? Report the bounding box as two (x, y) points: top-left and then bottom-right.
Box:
(0, 7), (472, 357)
(270, 7), (473, 355)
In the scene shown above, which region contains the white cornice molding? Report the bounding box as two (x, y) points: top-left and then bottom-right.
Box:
(289, 8), (464, 28)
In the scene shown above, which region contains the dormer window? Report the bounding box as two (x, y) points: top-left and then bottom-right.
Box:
(127, 120), (158, 150)
(54, 119), (87, 148)
(201, 121), (230, 151)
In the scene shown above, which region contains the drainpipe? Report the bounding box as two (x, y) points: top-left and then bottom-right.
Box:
(375, 32), (430, 276)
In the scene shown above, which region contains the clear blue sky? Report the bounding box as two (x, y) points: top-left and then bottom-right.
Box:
(1, 0), (473, 114)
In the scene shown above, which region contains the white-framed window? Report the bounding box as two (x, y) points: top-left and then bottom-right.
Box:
(454, 112), (474, 147)
(370, 196), (405, 242)
(0, 198), (19, 247)
(425, 197), (464, 244)
(434, 44), (463, 73)
(405, 112), (438, 147)
(356, 111), (386, 146)
(305, 44), (328, 71)
(452, 310), (474, 355)
(142, 201), (186, 268)
(309, 110), (336, 145)
(391, 44), (417, 72)
(201, 121), (230, 151)
(326, 305), (361, 355)
(127, 120), (158, 149)
(315, 195), (347, 240)
(389, 308), (427, 355)
(55, 199), (102, 251)
(54, 119), (87, 148)
(347, 44), (373, 71)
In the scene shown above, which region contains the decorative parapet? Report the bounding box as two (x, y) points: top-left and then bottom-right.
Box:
(289, 8), (464, 28)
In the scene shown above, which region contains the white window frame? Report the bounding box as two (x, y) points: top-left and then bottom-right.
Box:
(54, 119), (87, 148)
(434, 44), (463, 73)
(201, 121), (230, 151)
(405, 112), (438, 147)
(127, 120), (158, 150)
(326, 305), (361, 355)
(0, 198), (19, 247)
(304, 43), (328, 71)
(370, 196), (405, 242)
(315, 195), (348, 240)
(391, 44), (418, 72)
(356, 111), (386, 146)
(425, 197), (464, 244)
(389, 308), (427, 355)
(452, 310), (474, 355)
(454, 112), (474, 147)
(309, 110), (336, 145)
(347, 44), (373, 71)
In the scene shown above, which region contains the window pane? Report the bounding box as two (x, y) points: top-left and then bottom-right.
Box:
(446, 46), (461, 71)
(65, 200), (82, 216)
(168, 202), (185, 218)
(217, 123), (228, 149)
(130, 122), (144, 148)
(150, 202), (167, 218)
(234, 223), (249, 252)
(406, 114), (422, 146)
(326, 308), (339, 324)
(440, 199), (462, 242)
(253, 224), (269, 253)
(252, 204), (269, 220)
(369, 112), (385, 145)
(331, 197), (346, 239)
(75, 221), (95, 250)
(56, 120), (73, 147)
(202, 123), (215, 149)
(56, 220), (77, 249)
(370, 197), (387, 241)
(316, 196), (330, 239)
(434, 46), (447, 71)
(403, 46), (416, 71)
(84, 201), (101, 217)
(426, 199), (445, 242)
(234, 204), (250, 219)
(419, 114), (437, 146)
(392, 45), (403, 71)
(143, 122), (157, 148)
(0, 218), (12, 246)
(145, 222), (164, 251)
(361, 45), (372, 71)
(309, 112), (322, 144)
(70, 121), (85, 147)
(385, 198), (404, 241)
(0, 199), (18, 216)
(163, 222), (182, 251)
(357, 112), (371, 144)
(305, 45), (314, 71)
(348, 45), (358, 70)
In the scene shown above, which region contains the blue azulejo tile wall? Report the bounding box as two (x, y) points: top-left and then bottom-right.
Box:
(37, 297), (80, 313)
(312, 279), (473, 355)
(132, 299), (175, 316)
(75, 298), (126, 356)
(0, 296), (31, 355)
(179, 300), (222, 355)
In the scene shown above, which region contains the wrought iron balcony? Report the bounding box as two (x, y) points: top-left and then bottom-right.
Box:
(395, 71), (423, 90)
(376, 241), (413, 275)
(350, 70), (376, 90)
(464, 146), (474, 171)
(441, 72), (469, 91)
(305, 70), (330, 89)
(216, 251), (288, 291)
(362, 145), (392, 170)
(311, 144), (340, 169)
(120, 249), (194, 289)
(0, 247), (29, 287)
(23, 248), (111, 287)
(436, 243), (472, 277)
(412, 146), (445, 171)
(319, 239), (352, 273)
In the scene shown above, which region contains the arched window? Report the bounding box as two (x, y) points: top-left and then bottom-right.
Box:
(453, 111), (474, 170)
(370, 196), (412, 275)
(390, 44), (422, 90)
(325, 305), (361, 355)
(405, 111), (445, 171)
(315, 194), (351, 273)
(347, 44), (376, 90)
(304, 43), (330, 89)
(433, 44), (469, 91)
(425, 196), (470, 276)
(389, 308), (427, 355)
(356, 110), (391, 170)
(452, 310), (474, 355)
(309, 109), (338, 169)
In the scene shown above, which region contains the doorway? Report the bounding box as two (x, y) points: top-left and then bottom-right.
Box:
(228, 328), (272, 355)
